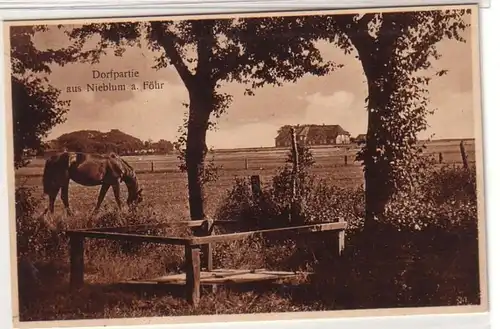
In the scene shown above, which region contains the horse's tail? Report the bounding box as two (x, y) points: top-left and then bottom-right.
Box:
(42, 158), (54, 195)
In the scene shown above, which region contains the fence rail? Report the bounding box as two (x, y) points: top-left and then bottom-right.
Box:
(91, 151), (478, 173)
(16, 148), (476, 177)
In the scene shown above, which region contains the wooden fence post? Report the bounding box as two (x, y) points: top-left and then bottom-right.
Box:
(460, 140), (469, 169)
(344, 155), (348, 166)
(438, 152), (443, 164)
(244, 157), (249, 170)
(185, 245), (201, 306)
(290, 127), (300, 223)
(151, 161), (154, 172)
(69, 234), (84, 289)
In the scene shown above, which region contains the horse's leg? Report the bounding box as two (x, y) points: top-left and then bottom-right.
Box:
(60, 182), (73, 217)
(47, 189), (59, 214)
(111, 183), (122, 211)
(92, 184), (110, 215)
(111, 183), (127, 225)
(42, 189), (59, 230)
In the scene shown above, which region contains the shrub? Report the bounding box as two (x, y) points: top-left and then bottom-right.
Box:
(214, 143), (364, 271)
(15, 185), (72, 313)
(214, 145), (480, 309)
(15, 186), (66, 262)
(383, 163), (477, 232)
(317, 162), (480, 309)
(216, 143), (364, 231)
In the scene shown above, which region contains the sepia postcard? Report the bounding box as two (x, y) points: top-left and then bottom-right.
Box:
(3, 3), (488, 328)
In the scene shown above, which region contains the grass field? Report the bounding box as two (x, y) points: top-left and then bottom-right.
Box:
(15, 140), (475, 224)
(16, 139), (476, 175)
(13, 139), (480, 321)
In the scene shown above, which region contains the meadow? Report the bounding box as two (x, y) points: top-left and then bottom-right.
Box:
(13, 139), (481, 321)
(15, 139), (475, 229)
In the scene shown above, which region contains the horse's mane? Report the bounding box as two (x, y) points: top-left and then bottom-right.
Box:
(117, 156), (137, 181)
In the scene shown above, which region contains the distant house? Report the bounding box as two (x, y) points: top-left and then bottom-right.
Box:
(354, 134), (367, 144)
(275, 124), (351, 147)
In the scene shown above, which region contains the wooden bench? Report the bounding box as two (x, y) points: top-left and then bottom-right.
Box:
(66, 219), (347, 307)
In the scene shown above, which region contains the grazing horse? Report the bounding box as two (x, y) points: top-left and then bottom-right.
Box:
(42, 151), (143, 217)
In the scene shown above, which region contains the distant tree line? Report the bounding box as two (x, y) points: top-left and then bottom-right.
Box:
(40, 129), (174, 156)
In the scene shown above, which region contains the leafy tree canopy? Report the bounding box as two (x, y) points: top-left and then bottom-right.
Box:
(50, 129), (173, 155)
(11, 26), (79, 168)
(64, 15), (347, 220)
(319, 9), (472, 225)
(60, 8), (473, 224)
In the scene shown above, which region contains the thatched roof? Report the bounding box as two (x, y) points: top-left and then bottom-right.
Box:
(275, 124), (350, 142)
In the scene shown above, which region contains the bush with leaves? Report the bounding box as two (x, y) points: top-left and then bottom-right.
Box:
(214, 142), (365, 270)
(315, 158), (480, 309)
(383, 161), (477, 232)
(15, 186), (66, 262)
(216, 143), (363, 229)
(215, 142), (480, 307)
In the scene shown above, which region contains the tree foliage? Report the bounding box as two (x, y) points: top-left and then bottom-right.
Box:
(316, 9), (472, 226)
(65, 16), (342, 220)
(46, 129), (174, 155)
(66, 17), (340, 123)
(58, 7), (472, 225)
(10, 26), (77, 168)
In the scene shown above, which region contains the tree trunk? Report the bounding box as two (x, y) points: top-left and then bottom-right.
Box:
(186, 86), (212, 221)
(355, 41), (394, 232)
(363, 93), (392, 231)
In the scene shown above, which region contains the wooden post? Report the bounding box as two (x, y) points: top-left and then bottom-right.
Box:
(244, 157), (249, 170)
(201, 219), (217, 294)
(439, 152), (443, 164)
(185, 245), (201, 306)
(69, 234), (84, 289)
(337, 218), (346, 256)
(290, 128), (299, 178)
(151, 161), (154, 172)
(200, 219), (214, 272)
(290, 127), (299, 223)
(250, 175), (262, 199)
(330, 218), (346, 258)
(344, 155), (348, 166)
(460, 140), (469, 169)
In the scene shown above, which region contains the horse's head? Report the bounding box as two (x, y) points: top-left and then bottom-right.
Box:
(127, 187), (143, 208)
(121, 159), (143, 209)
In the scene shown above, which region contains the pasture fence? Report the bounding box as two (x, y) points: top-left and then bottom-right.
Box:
(15, 142), (475, 178)
(134, 150), (472, 174)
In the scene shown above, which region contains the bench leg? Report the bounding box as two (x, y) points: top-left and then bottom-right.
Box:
(337, 219), (346, 256)
(185, 245), (201, 306)
(69, 234), (84, 289)
(202, 242), (218, 294)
